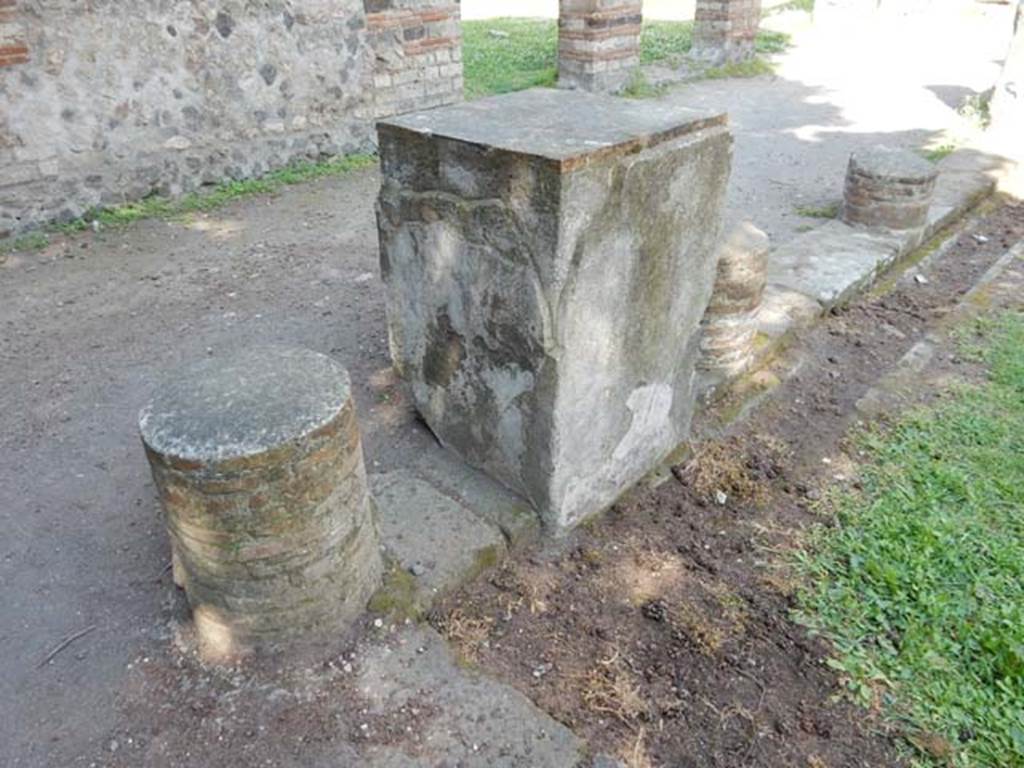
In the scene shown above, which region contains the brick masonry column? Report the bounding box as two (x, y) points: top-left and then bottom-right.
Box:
(365, 0), (463, 118)
(692, 0), (762, 66)
(0, 0), (29, 67)
(558, 0), (642, 91)
(841, 146), (937, 249)
(140, 346), (383, 661)
(700, 222), (769, 385)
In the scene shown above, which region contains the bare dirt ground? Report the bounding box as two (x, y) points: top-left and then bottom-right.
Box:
(431, 200), (1024, 767)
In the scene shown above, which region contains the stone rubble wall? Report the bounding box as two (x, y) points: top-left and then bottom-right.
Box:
(0, 0), (462, 237)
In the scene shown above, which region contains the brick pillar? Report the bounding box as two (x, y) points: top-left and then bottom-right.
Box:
(692, 0), (762, 66)
(365, 1), (463, 119)
(0, 0), (29, 68)
(558, 0), (642, 91)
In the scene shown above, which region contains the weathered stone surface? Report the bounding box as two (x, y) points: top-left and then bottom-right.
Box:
(370, 472), (506, 599)
(411, 446), (540, 546)
(842, 146), (938, 245)
(693, 0), (763, 65)
(377, 89), (732, 530)
(558, 0), (642, 92)
(754, 283), (822, 341)
(357, 626), (585, 767)
(768, 220), (903, 309)
(140, 346), (383, 658)
(700, 222), (769, 383)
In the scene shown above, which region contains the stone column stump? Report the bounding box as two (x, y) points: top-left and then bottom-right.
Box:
(700, 222), (770, 383)
(558, 0), (643, 91)
(842, 146), (938, 246)
(693, 0), (763, 66)
(140, 347), (383, 659)
(377, 89), (733, 531)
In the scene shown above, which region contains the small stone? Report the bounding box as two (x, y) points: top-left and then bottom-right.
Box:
(972, 234), (989, 244)
(532, 663), (550, 679)
(914, 274), (929, 285)
(714, 490), (728, 506)
(373, 618), (384, 629)
(641, 599), (668, 623)
(409, 562), (426, 577)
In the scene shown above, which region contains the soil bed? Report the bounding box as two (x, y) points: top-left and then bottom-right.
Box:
(432, 199), (1024, 767)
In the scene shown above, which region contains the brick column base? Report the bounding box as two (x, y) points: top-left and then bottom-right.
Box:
(365, 1), (463, 118)
(558, 0), (642, 91)
(693, 0), (762, 66)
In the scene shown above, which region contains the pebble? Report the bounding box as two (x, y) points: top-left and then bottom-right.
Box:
(914, 274), (929, 285)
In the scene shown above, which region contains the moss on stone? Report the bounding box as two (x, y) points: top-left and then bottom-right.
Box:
(367, 563), (422, 622)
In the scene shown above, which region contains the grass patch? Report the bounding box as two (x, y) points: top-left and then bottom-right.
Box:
(795, 201), (840, 219)
(462, 19), (558, 99)
(921, 143), (957, 163)
(703, 57), (776, 80)
(796, 311), (1024, 767)
(0, 231), (49, 257)
(463, 18), (789, 98)
(620, 69), (667, 100)
(765, 0), (815, 15)
(0, 153), (375, 254)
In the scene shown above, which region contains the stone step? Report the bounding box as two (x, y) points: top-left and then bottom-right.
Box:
(370, 472), (509, 612)
(356, 625), (585, 768)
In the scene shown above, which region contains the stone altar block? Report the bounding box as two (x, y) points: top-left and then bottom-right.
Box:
(376, 89), (732, 530)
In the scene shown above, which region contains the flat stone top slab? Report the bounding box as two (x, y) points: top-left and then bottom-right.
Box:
(849, 145), (938, 182)
(379, 88), (726, 171)
(140, 346), (351, 462)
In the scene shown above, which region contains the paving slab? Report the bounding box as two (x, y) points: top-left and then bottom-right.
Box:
(411, 447), (540, 547)
(357, 626), (585, 768)
(767, 220), (904, 309)
(371, 473), (507, 601)
(927, 173), (996, 238)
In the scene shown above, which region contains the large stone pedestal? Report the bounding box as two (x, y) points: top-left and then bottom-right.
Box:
(376, 89), (732, 530)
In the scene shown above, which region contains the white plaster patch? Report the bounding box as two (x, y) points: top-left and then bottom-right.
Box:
(612, 383), (674, 464)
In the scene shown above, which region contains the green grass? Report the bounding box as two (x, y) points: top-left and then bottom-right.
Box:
(704, 57), (777, 79)
(796, 311), (1024, 767)
(794, 201), (840, 219)
(620, 69), (668, 100)
(922, 143), (957, 163)
(462, 18), (789, 99)
(0, 153), (375, 254)
(462, 19), (558, 99)
(765, 0), (816, 15)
